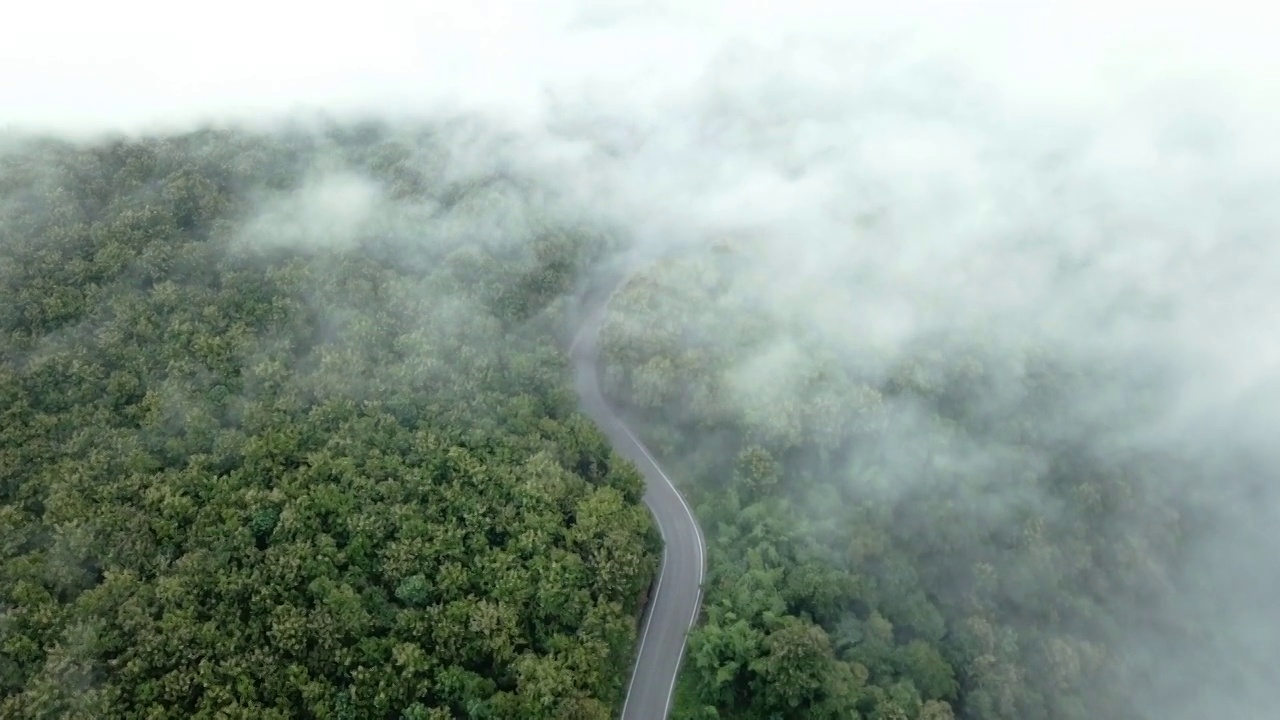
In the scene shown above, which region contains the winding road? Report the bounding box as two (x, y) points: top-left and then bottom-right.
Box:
(569, 271), (707, 720)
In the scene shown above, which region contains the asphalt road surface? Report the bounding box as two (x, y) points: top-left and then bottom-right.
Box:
(569, 275), (707, 720)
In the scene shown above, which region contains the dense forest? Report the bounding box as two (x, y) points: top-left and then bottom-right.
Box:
(598, 241), (1207, 720)
(1, 112), (1266, 720)
(0, 123), (661, 719)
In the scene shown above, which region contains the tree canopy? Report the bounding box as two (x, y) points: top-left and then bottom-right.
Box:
(0, 122), (659, 719)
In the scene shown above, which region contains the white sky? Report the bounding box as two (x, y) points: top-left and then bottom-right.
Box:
(2, 0), (1275, 135)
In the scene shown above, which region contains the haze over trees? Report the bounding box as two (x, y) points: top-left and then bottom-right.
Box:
(558, 14), (1278, 720)
(595, 236), (1274, 720)
(4, 3), (1280, 720)
(0, 123), (660, 719)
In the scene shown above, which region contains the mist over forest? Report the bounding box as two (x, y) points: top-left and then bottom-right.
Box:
(3, 2), (1278, 719)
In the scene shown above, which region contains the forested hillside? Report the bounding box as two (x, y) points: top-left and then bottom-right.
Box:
(0, 123), (660, 719)
(598, 241), (1201, 720)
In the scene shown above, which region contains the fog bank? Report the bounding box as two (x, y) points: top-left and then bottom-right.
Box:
(6, 2), (1278, 718)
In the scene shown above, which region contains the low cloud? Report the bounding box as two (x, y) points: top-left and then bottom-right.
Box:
(5, 2), (1278, 718)
(237, 172), (383, 254)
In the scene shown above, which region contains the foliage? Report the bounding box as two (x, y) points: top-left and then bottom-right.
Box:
(0, 123), (658, 718)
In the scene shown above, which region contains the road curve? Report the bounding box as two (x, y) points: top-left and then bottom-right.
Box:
(569, 273), (707, 720)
